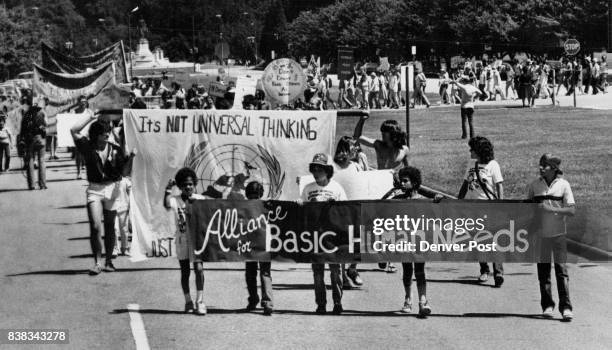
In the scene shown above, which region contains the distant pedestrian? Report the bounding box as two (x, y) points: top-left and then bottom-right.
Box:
(0, 114), (13, 172)
(449, 76), (482, 139)
(20, 96), (47, 190)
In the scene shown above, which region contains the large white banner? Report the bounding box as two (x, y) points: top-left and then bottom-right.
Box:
(124, 109), (336, 261)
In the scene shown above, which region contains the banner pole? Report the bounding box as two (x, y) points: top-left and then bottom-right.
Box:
(405, 64), (410, 148)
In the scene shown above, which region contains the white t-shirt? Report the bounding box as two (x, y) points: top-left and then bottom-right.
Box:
(169, 193), (207, 236)
(301, 179), (347, 202)
(455, 82), (480, 108)
(527, 176), (575, 237)
(464, 160), (503, 200)
(333, 162), (363, 200)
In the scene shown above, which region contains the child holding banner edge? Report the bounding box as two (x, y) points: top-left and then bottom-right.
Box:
(382, 166), (442, 317)
(301, 153), (347, 314)
(527, 154), (575, 321)
(244, 181), (274, 316)
(164, 168), (208, 315)
(457, 136), (504, 287)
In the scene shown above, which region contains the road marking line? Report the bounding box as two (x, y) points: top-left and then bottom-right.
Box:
(127, 303), (151, 350)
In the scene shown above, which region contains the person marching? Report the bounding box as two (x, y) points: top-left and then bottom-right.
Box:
(71, 112), (133, 275)
(354, 116), (410, 273)
(164, 168), (208, 315)
(0, 113), (13, 172)
(382, 166), (442, 316)
(301, 153), (347, 314)
(526, 154), (575, 321)
(457, 136), (504, 287)
(332, 136), (367, 289)
(244, 181), (274, 316)
(449, 76), (482, 139)
(20, 96), (47, 190)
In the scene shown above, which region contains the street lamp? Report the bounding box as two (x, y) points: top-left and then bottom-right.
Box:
(216, 14), (224, 65)
(127, 6), (139, 79)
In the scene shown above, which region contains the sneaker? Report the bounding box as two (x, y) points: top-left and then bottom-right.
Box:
(348, 272), (364, 286)
(332, 304), (343, 315)
(102, 262), (115, 272)
(112, 247), (120, 258)
(246, 302), (258, 311)
(400, 301), (412, 314)
(478, 273), (489, 283)
(315, 305), (326, 314)
(562, 309), (573, 321)
(195, 301), (207, 315)
(89, 263), (102, 275)
(494, 275), (504, 288)
(385, 263), (397, 273)
(263, 306), (273, 316)
(542, 306), (554, 318)
(184, 301), (194, 313)
(378, 262), (387, 270)
(418, 301), (432, 316)
(343, 276), (356, 290)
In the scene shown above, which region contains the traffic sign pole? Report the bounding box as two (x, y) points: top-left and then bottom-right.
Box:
(564, 39), (581, 108)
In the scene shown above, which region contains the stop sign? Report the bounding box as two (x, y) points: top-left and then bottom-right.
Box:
(564, 39), (580, 56)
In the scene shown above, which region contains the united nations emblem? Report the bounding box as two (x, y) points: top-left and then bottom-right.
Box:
(183, 142), (285, 199)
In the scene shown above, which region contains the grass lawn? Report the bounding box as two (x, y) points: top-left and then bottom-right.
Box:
(335, 105), (612, 251)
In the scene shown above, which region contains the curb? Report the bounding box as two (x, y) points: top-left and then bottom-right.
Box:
(567, 238), (612, 262)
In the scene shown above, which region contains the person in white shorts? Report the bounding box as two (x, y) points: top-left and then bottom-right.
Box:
(71, 112), (133, 275)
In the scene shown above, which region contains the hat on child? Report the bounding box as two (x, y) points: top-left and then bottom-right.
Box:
(540, 153), (563, 174)
(309, 153), (334, 176)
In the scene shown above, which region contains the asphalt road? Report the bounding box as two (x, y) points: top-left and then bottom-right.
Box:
(1, 154), (611, 350)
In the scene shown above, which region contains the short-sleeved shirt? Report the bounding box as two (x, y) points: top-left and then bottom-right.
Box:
(373, 140), (409, 170)
(74, 137), (125, 184)
(455, 82), (480, 108)
(169, 194), (207, 261)
(0, 127), (12, 144)
(301, 179), (347, 202)
(464, 160), (503, 200)
(527, 177), (575, 237)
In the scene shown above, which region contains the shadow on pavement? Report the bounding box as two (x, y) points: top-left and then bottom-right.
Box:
(426, 278), (490, 286)
(46, 178), (78, 183)
(6, 267), (181, 276)
(273, 309), (549, 319)
(57, 204), (86, 209)
(273, 283), (314, 290)
(46, 221), (88, 226)
(0, 188), (33, 193)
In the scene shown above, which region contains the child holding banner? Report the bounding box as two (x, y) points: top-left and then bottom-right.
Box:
(301, 153), (347, 314)
(332, 136), (366, 289)
(244, 181), (274, 316)
(164, 168), (208, 315)
(527, 154), (575, 321)
(382, 166), (441, 316)
(457, 136), (504, 287)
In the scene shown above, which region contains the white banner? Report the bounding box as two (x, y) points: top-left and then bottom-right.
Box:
(56, 114), (75, 147)
(298, 170), (393, 200)
(124, 109), (337, 261)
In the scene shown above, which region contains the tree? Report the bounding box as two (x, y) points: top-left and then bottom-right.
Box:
(259, 0), (288, 61)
